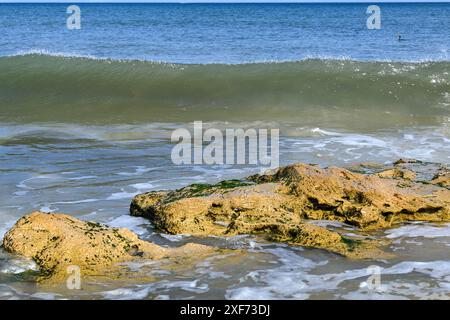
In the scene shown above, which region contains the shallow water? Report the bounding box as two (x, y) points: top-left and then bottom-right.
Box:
(0, 123), (449, 300)
(2, 218), (450, 300)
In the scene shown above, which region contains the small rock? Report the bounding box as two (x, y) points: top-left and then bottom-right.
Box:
(377, 168), (416, 180)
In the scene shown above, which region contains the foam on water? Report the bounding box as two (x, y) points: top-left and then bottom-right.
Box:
(129, 182), (157, 191)
(281, 127), (450, 166)
(51, 199), (100, 205)
(105, 181), (159, 202)
(117, 166), (159, 176)
(386, 223), (450, 239)
(107, 215), (150, 236)
(106, 190), (140, 201)
(68, 176), (98, 181)
(226, 247), (326, 300)
(226, 246), (450, 300)
(344, 261), (450, 300)
(158, 233), (188, 242)
(100, 280), (209, 300)
(0, 257), (38, 275)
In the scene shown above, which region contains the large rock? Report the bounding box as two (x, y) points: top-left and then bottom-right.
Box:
(131, 160), (450, 258)
(2, 211), (213, 281)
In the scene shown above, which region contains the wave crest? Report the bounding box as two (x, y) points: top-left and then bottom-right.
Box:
(0, 54), (449, 129)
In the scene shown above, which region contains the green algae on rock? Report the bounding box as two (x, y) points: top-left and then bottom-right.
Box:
(130, 160), (450, 259)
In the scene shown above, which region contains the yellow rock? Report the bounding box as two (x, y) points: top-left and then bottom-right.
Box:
(2, 211), (213, 281)
(131, 161), (450, 258)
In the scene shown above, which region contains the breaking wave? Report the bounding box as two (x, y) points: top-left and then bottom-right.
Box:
(0, 54), (449, 130)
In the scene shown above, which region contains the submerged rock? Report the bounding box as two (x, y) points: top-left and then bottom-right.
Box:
(2, 211), (213, 281)
(130, 160), (450, 258)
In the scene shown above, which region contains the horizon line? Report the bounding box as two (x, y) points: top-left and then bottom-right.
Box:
(2, 1), (450, 3)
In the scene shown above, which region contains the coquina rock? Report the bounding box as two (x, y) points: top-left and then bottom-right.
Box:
(2, 211), (213, 281)
(130, 160), (450, 259)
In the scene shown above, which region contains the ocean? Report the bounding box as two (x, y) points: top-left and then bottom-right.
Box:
(2, 3), (450, 62)
(0, 3), (449, 300)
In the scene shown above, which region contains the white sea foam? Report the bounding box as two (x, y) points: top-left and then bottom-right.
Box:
(159, 233), (189, 242)
(30, 292), (61, 300)
(194, 259), (232, 280)
(116, 166), (158, 176)
(107, 215), (150, 236)
(100, 280), (209, 299)
(345, 267), (450, 300)
(129, 182), (156, 191)
(386, 223), (450, 239)
(51, 199), (100, 205)
(226, 245), (450, 300)
(11, 49), (102, 60)
(39, 206), (56, 213)
(310, 128), (339, 136)
(0, 257), (37, 275)
(106, 190), (139, 201)
(101, 287), (151, 300)
(229, 287), (295, 300)
(68, 175), (98, 181)
(13, 191), (28, 196)
(281, 127), (450, 165)
(226, 247), (325, 299)
(6, 50), (450, 64)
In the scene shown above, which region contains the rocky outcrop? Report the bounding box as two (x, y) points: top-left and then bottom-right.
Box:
(2, 211), (213, 281)
(130, 160), (450, 258)
(4, 160), (447, 283)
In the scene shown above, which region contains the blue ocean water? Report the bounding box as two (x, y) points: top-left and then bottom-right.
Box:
(1, 3), (450, 63)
